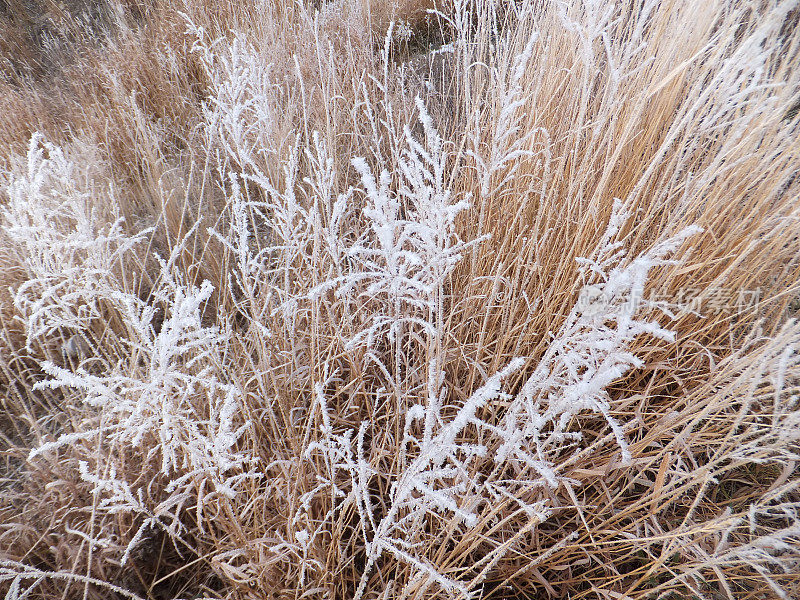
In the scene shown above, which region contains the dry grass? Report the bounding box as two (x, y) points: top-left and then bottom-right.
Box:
(0, 1), (799, 599)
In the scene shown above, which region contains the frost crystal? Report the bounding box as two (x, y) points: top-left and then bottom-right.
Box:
(2, 134), (149, 350)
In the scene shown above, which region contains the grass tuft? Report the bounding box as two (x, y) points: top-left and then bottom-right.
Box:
(1, 1), (799, 599)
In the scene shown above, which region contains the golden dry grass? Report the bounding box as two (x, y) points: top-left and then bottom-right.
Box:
(0, 1), (799, 599)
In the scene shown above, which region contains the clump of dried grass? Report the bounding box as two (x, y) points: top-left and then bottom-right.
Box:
(0, 1), (799, 599)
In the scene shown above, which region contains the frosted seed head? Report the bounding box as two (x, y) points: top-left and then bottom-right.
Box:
(577, 284), (608, 317)
(295, 529), (310, 544)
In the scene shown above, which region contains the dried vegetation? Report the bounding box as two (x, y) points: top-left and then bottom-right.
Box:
(0, 1), (799, 599)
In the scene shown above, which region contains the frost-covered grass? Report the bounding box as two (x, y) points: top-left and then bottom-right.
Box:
(1, 1), (799, 599)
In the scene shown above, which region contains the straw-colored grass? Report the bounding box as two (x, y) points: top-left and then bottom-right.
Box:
(1, 1), (799, 599)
